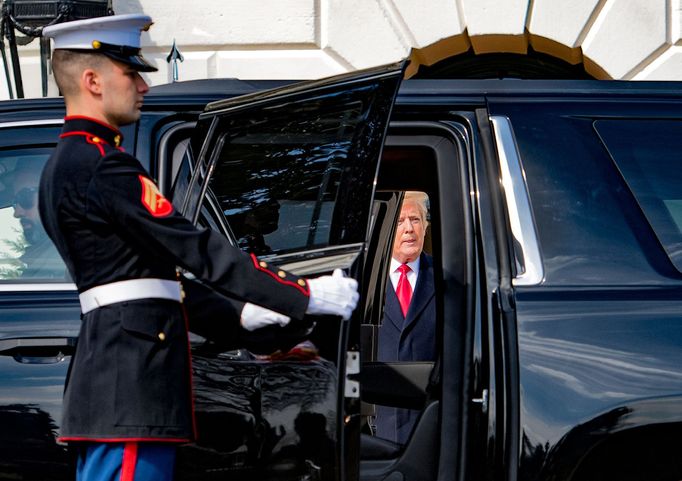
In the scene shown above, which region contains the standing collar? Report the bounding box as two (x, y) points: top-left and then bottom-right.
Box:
(61, 115), (124, 147)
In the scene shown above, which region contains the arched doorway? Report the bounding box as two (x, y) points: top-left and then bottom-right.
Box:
(412, 47), (595, 80)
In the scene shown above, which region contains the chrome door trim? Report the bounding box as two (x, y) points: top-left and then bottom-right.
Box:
(0, 119), (63, 128)
(490, 115), (544, 286)
(0, 282), (76, 292)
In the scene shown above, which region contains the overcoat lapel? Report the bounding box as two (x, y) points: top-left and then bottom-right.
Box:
(383, 284), (404, 331)
(401, 254), (435, 333)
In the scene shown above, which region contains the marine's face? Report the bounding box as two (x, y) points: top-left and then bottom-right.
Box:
(99, 59), (149, 128)
(392, 200), (426, 264)
(12, 170), (40, 242)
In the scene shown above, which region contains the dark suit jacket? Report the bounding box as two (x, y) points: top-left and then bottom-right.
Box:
(376, 253), (436, 444)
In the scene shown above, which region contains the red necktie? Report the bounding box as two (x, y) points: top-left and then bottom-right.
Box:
(396, 263), (412, 317)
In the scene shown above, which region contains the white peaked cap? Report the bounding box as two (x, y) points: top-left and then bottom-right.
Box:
(43, 14), (157, 72)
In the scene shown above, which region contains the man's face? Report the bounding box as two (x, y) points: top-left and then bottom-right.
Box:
(99, 59), (149, 128)
(392, 200), (426, 264)
(12, 170), (41, 243)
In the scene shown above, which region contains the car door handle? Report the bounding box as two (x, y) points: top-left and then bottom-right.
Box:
(0, 337), (77, 364)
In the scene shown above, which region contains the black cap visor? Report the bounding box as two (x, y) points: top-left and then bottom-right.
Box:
(92, 41), (158, 72)
(103, 51), (158, 72)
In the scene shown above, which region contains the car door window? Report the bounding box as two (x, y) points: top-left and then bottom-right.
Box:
(595, 119), (682, 272)
(0, 133), (68, 284)
(206, 101), (361, 255)
(188, 63), (404, 262)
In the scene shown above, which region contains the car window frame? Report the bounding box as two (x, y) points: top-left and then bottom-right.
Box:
(175, 62), (405, 481)
(0, 118), (74, 292)
(594, 118), (682, 274)
(184, 63), (405, 259)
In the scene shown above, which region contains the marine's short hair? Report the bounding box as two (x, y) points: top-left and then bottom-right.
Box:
(51, 49), (108, 97)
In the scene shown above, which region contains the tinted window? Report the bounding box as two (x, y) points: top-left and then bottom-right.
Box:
(492, 102), (668, 285)
(206, 100), (363, 256)
(595, 120), (682, 272)
(0, 148), (68, 282)
(169, 143), (193, 212)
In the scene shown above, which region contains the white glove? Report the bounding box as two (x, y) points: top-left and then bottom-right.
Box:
(240, 303), (291, 331)
(305, 269), (359, 320)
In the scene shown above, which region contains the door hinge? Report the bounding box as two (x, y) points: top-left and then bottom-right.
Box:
(472, 389), (489, 413)
(344, 351), (360, 398)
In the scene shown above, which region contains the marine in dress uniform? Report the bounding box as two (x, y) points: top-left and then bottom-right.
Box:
(39, 14), (358, 481)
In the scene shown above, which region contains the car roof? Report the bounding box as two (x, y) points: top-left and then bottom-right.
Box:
(2, 77), (682, 115)
(398, 78), (682, 98)
(144, 77), (682, 109)
(147, 78), (295, 96)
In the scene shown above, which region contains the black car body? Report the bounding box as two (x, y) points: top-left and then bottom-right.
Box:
(1, 66), (682, 481)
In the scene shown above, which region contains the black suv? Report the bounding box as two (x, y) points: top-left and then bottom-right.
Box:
(1, 63), (682, 481)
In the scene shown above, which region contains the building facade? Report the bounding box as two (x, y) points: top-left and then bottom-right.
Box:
(2, 0), (682, 99)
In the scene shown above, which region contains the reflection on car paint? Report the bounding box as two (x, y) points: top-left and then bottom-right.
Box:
(181, 354), (337, 481)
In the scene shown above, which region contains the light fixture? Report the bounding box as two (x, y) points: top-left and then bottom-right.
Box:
(0, 0), (113, 98)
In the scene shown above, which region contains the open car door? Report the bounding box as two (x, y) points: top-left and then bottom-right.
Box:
(175, 62), (404, 481)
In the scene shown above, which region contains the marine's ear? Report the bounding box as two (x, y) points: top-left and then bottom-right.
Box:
(81, 68), (103, 96)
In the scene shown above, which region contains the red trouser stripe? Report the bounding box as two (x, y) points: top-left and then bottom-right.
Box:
(120, 442), (138, 481)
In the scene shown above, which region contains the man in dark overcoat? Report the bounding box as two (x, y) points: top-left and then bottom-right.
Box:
(376, 191), (436, 445)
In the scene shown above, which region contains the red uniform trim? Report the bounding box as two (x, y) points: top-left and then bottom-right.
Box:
(64, 115), (123, 136)
(60, 130), (125, 152)
(58, 436), (190, 443)
(250, 253), (310, 296)
(180, 301), (198, 440)
(120, 442), (138, 481)
(86, 135), (106, 156)
(59, 131), (108, 143)
(59, 131), (90, 138)
(59, 131), (107, 155)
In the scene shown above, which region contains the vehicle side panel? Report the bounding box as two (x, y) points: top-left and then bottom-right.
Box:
(488, 98), (682, 480)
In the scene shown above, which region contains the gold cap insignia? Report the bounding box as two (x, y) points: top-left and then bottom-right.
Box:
(92, 40), (101, 49)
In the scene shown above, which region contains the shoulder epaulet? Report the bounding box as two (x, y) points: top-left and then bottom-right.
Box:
(59, 131), (125, 156)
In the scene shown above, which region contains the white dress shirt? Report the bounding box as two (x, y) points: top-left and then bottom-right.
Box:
(389, 256), (420, 293)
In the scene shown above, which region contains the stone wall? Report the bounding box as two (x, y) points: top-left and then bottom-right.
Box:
(3, 0), (681, 99)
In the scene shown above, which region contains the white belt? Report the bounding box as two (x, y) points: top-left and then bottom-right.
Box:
(79, 278), (182, 314)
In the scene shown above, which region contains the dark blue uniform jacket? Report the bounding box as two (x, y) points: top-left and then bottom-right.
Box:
(39, 116), (311, 443)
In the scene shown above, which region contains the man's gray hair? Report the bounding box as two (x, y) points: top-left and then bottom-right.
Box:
(402, 191), (429, 226)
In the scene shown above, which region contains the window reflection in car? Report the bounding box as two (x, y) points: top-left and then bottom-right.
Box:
(206, 102), (363, 256)
(0, 151), (69, 283)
